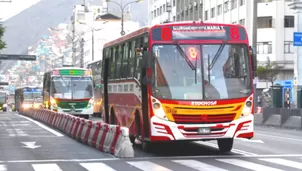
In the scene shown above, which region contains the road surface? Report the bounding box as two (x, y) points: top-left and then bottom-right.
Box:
(0, 112), (301, 171)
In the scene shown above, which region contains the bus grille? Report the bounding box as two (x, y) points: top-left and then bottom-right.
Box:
(172, 113), (236, 124)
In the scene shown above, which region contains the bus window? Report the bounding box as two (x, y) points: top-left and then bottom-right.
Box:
(127, 40), (136, 78)
(134, 38), (143, 81)
(116, 45), (123, 79)
(121, 42), (129, 79)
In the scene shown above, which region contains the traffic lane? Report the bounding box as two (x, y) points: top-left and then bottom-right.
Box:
(221, 125), (302, 155)
(0, 112), (114, 161)
(133, 140), (249, 157)
(0, 112), (59, 138)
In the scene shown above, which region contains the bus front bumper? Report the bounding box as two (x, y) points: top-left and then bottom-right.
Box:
(149, 114), (254, 141)
(56, 106), (93, 115)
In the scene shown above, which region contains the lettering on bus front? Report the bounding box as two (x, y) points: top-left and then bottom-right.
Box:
(191, 101), (217, 106)
(151, 25), (246, 41)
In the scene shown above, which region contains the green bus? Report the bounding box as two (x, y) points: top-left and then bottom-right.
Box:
(43, 67), (94, 119)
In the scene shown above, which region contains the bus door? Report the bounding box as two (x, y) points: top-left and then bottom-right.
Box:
(138, 35), (150, 139)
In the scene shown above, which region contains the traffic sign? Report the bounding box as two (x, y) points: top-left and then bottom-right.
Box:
(294, 32), (302, 46)
(0, 54), (36, 61)
(284, 81), (292, 89)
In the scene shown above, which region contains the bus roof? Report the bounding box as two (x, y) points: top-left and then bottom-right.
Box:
(15, 86), (41, 90)
(53, 67), (87, 70)
(103, 21), (246, 48)
(86, 60), (102, 67)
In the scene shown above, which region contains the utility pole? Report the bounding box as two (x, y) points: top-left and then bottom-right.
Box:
(252, 0), (258, 113)
(80, 38), (84, 68)
(92, 29), (94, 61)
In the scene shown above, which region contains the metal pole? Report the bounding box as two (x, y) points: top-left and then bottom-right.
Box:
(80, 38), (84, 68)
(252, 0), (258, 113)
(92, 29), (95, 61)
(121, 8), (125, 36)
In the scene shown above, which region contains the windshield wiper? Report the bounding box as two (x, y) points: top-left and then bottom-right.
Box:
(208, 40), (228, 70)
(174, 41), (196, 70)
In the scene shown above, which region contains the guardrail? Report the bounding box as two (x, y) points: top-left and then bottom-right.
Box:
(255, 107), (302, 129)
(20, 108), (134, 157)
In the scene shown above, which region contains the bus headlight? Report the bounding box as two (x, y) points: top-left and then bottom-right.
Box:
(151, 96), (168, 120)
(241, 95), (253, 117)
(3, 104), (7, 108)
(33, 103), (40, 108)
(88, 97), (94, 107)
(50, 97), (57, 107)
(22, 104), (31, 109)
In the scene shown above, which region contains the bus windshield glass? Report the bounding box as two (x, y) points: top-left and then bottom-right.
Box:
(151, 44), (252, 100)
(51, 77), (93, 99)
(23, 88), (42, 102)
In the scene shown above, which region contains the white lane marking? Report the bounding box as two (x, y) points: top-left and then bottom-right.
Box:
(256, 133), (302, 142)
(172, 159), (228, 171)
(21, 142), (41, 149)
(217, 159), (284, 171)
(15, 129), (28, 136)
(197, 141), (257, 156)
(80, 162), (116, 171)
(32, 163), (62, 171)
(0, 165), (6, 171)
(0, 158), (119, 163)
(18, 114), (64, 137)
(259, 158), (302, 169)
(235, 138), (264, 143)
(127, 161), (172, 171)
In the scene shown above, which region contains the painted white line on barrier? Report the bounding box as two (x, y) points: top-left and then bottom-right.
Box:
(18, 114), (64, 137)
(196, 141), (258, 156)
(0, 158), (120, 163)
(256, 133), (302, 142)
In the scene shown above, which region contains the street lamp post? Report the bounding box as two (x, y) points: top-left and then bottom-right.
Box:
(106, 0), (141, 36)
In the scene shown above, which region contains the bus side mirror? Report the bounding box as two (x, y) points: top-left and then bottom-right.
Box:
(249, 46), (257, 72)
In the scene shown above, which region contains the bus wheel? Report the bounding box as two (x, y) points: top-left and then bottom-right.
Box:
(217, 138), (233, 153)
(83, 115), (89, 119)
(129, 135), (135, 144)
(142, 141), (152, 152)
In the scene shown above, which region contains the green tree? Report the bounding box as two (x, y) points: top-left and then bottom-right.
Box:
(256, 62), (282, 87)
(0, 24), (6, 50)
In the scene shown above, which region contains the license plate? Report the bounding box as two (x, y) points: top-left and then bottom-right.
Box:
(198, 127), (211, 134)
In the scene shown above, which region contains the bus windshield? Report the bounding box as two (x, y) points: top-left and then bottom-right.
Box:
(51, 76), (93, 100)
(151, 44), (252, 100)
(23, 88), (42, 102)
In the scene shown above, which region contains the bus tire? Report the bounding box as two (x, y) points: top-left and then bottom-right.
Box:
(3, 108), (6, 112)
(217, 138), (233, 153)
(83, 115), (89, 119)
(142, 141), (152, 152)
(110, 109), (116, 125)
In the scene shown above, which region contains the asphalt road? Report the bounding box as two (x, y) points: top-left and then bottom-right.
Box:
(0, 113), (301, 171)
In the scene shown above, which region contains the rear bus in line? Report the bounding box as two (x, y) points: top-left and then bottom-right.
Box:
(42, 67), (94, 119)
(87, 60), (103, 117)
(101, 22), (257, 152)
(14, 86), (42, 112)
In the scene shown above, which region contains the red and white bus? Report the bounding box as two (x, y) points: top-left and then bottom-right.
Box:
(101, 22), (257, 152)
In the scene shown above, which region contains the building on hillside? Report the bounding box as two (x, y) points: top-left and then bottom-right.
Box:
(148, 0), (177, 25)
(70, 0), (140, 68)
(172, 0), (295, 89)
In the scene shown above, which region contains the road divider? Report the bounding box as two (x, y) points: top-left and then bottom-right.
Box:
(255, 107), (302, 129)
(20, 108), (134, 158)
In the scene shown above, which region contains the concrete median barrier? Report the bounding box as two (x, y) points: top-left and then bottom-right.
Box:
(19, 108), (134, 158)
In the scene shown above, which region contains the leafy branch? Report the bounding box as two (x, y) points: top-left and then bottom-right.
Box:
(0, 24), (6, 50)
(256, 62), (282, 86)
